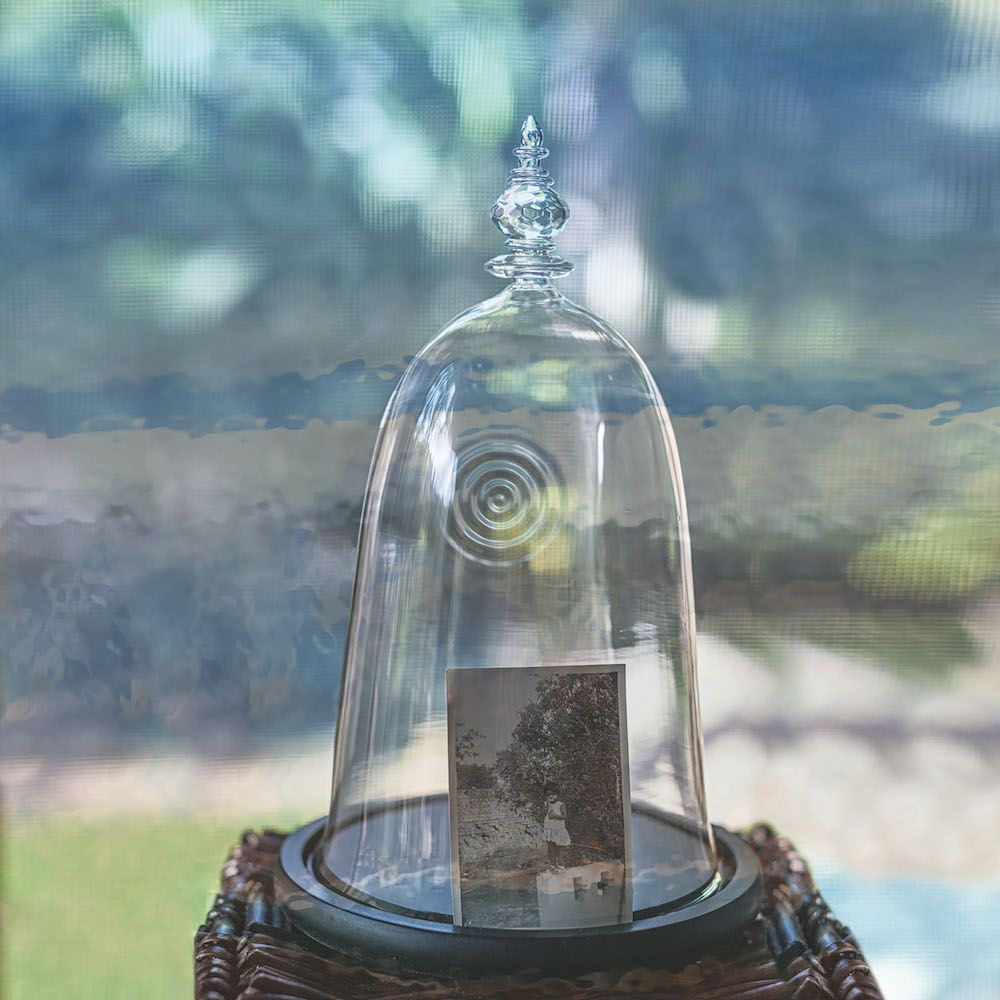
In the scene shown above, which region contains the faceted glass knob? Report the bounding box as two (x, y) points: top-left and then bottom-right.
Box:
(487, 116), (573, 279)
(491, 187), (568, 239)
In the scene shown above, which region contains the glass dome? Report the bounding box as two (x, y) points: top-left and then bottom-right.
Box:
(314, 118), (718, 930)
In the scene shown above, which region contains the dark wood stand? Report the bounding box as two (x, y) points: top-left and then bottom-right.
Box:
(195, 824), (883, 999)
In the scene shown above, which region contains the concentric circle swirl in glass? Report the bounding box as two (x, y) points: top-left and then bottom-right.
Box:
(447, 438), (565, 564)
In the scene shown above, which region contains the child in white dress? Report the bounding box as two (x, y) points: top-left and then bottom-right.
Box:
(543, 787), (570, 870)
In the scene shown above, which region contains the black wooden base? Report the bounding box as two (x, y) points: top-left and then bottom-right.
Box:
(195, 823), (884, 999)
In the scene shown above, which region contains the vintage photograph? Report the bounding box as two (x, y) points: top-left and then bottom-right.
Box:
(447, 663), (632, 930)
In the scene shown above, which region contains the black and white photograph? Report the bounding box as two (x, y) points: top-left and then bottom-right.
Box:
(447, 663), (632, 930)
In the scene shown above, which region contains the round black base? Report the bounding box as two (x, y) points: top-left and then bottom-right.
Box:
(276, 816), (763, 978)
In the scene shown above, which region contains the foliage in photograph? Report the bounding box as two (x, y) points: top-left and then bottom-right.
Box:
(493, 671), (626, 861)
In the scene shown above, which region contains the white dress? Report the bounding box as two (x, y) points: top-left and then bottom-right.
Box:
(543, 802), (570, 846)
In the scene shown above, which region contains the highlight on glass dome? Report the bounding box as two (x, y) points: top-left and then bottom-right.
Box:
(446, 662), (632, 930)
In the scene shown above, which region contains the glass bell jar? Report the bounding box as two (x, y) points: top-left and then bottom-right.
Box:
(281, 117), (760, 971)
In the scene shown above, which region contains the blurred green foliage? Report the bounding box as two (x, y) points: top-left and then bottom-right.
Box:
(2, 0), (1000, 755)
(3, 815), (291, 999)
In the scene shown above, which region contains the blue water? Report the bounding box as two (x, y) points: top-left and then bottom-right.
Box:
(1, 358), (998, 440)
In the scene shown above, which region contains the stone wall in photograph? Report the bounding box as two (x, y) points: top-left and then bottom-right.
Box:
(457, 789), (545, 870)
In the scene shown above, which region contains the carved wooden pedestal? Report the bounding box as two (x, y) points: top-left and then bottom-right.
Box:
(195, 825), (883, 1000)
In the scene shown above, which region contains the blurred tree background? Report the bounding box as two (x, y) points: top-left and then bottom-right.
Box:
(2, 2), (1000, 995)
(4, 0), (1000, 754)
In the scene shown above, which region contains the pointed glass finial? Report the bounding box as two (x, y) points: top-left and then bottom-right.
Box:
(487, 115), (573, 280)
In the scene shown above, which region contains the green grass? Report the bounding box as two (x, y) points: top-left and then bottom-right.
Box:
(3, 811), (310, 999)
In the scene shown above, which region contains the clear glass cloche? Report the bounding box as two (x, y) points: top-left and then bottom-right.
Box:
(314, 117), (718, 930)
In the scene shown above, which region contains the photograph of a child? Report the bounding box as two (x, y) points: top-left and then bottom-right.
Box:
(447, 663), (632, 930)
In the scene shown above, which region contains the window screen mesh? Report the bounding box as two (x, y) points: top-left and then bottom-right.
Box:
(2, 2), (998, 997)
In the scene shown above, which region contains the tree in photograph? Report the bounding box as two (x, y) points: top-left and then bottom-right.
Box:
(454, 724), (495, 789)
(493, 672), (624, 859)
